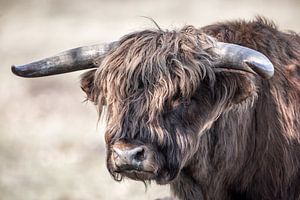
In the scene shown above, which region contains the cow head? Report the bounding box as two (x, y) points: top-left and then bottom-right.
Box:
(12, 26), (273, 184)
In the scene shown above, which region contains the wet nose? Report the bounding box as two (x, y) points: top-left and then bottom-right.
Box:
(112, 146), (145, 171)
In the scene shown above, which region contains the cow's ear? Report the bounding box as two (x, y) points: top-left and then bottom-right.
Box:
(231, 75), (257, 104)
(214, 72), (257, 105)
(80, 69), (98, 103)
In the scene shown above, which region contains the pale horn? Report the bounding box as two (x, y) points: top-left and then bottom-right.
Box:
(214, 42), (274, 79)
(12, 42), (116, 78)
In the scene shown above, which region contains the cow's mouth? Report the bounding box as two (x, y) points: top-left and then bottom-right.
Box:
(114, 169), (157, 181)
(110, 160), (160, 182)
(113, 162), (157, 180)
(110, 159), (179, 185)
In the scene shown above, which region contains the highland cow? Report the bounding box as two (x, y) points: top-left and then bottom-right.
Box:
(12, 17), (300, 200)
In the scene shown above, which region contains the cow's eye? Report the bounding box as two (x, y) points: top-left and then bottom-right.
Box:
(171, 99), (182, 109)
(137, 80), (144, 90)
(170, 98), (192, 110)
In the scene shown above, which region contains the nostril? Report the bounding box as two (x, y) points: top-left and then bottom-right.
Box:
(133, 147), (145, 161)
(112, 150), (120, 160)
(112, 148), (121, 159)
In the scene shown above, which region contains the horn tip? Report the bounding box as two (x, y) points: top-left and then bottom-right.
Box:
(11, 65), (28, 78)
(245, 60), (274, 79)
(11, 65), (19, 76)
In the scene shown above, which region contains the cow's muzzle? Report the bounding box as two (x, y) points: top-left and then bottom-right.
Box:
(112, 145), (145, 172)
(109, 141), (160, 181)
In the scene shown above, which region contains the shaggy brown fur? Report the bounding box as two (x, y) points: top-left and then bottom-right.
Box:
(81, 17), (300, 200)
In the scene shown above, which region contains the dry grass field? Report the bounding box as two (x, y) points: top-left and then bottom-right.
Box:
(1, 0), (300, 199)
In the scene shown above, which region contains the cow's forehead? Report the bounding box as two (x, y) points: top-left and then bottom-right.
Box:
(95, 27), (216, 111)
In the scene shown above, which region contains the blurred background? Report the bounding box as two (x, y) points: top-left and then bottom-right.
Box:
(1, 0), (300, 199)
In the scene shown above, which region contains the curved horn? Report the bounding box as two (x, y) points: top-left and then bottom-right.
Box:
(214, 42), (274, 79)
(12, 43), (116, 78)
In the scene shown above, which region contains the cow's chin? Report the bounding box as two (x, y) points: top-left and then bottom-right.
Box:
(118, 170), (156, 182)
(111, 168), (178, 185)
(108, 157), (178, 185)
